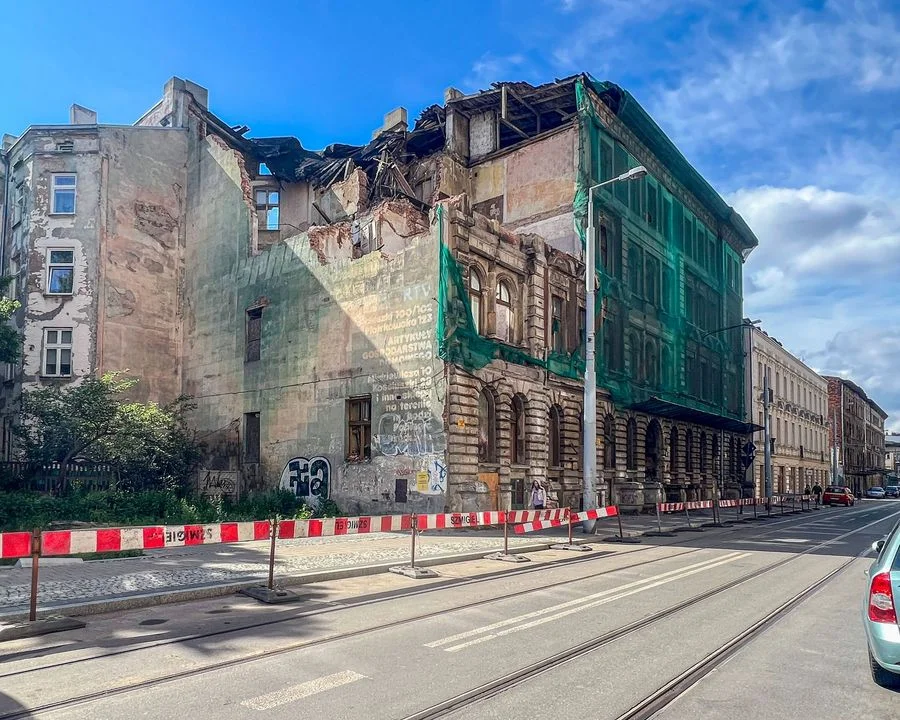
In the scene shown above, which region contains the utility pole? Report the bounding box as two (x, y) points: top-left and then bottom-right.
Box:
(763, 368), (773, 497)
(583, 185), (598, 532)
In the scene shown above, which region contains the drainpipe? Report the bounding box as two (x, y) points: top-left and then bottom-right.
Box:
(1, 148), (10, 278)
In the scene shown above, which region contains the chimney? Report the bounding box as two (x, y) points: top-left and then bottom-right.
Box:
(70, 104), (97, 125)
(2, 134), (16, 152)
(372, 107), (408, 138)
(444, 87), (464, 103)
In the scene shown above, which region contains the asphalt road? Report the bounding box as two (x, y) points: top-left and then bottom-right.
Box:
(2, 500), (898, 720)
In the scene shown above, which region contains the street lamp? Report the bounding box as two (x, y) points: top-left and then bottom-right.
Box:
(583, 165), (647, 532)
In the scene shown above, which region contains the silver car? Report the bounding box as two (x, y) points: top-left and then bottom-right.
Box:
(865, 523), (900, 688)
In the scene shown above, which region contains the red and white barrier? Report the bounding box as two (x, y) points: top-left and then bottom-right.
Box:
(416, 511), (504, 531)
(0, 532), (31, 559)
(512, 509), (569, 534)
(505, 509), (563, 524)
(572, 506), (619, 523)
(278, 514), (412, 539)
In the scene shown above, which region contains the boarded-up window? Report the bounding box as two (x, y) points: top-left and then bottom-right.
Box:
(549, 405), (563, 468)
(246, 308), (262, 362)
(347, 397), (371, 462)
(511, 395), (526, 464)
(244, 412), (260, 463)
(395, 478), (408, 503)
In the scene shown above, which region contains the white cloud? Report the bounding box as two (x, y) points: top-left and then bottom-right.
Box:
(465, 54), (527, 92)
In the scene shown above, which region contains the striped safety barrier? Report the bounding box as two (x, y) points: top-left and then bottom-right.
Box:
(512, 507), (612, 534)
(0, 532), (31, 559)
(416, 511), (504, 531)
(278, 514), (412, 539)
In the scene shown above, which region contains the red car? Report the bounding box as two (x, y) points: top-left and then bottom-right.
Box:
(823, 486), (855, 506)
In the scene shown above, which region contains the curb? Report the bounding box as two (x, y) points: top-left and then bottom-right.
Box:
(0, 535), (608, 623)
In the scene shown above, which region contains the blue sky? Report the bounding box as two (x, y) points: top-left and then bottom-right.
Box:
(5, 0), (900, 429)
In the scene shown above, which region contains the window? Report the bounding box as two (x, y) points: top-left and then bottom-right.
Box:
(685, 429), (694, 472)
(42, 328), (72, 377)
(347, 397), (371, 462)
(613, 146), (629, 204)
(669, 428), (678, 472)
(628, 245), (643, 297)
(478, 390), (496, 463)
(255, 189), (280, 231)
(604, 415), (616, 469)
(551, 295), (565, 353)
(469, 269), (483, 334)
(13, 183), (24, 225)
(549, 405), (563, 468)
(645, 340), (658, 387)
(496, 281), (515, 343)
(626, 418), (637, 470)
(699, 432), (707, 473)
(51, 174), (76, 214)
(629, 331), (643, 383)
(645, 255), (660, 306)
(244, 412), (260, 463)
(512, 478), (526, 509)
(246, 307), (262, 362)
(511, 395), (526, 464)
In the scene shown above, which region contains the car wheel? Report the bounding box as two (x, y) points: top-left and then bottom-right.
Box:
(870, 652), (900, 689)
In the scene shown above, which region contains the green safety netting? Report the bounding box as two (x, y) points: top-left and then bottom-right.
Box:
(435, 205), (584, 380)
(437, 76), (744, 422)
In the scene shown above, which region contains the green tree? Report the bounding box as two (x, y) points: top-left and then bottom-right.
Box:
(0, 277), (22, 364)
(16, 372), (201, 493)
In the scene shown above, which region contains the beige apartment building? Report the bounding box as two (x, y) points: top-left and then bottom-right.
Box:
(749, 325), (829, 494)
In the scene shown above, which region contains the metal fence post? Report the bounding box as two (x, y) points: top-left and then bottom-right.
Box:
(29, 528), (41, 622)
(267, 517), (278, 591)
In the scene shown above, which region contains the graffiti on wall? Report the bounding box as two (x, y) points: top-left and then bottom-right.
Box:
(373, 412), (447, 457)
(280, 456), (331, 504)
(197, 469), (238, 499)
(427, 458), (447, 494)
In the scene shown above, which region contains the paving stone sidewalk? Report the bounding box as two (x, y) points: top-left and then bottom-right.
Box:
(0, 509), (721, 616)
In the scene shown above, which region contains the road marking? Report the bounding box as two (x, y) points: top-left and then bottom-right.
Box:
(425, 552), (749, 653)
(240, 670), (367, 710)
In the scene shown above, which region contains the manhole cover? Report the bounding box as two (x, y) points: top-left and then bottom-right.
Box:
(138, 618), (168, 626)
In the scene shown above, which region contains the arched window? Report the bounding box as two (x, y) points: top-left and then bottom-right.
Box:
(629, 332), (643, 383)
(496, 280), (515, 344)
(685, 428), (694, 473)
(645, 340), (657, 387)
(661, 345), (671, 389)
(469, 268), (483, 334)
(549, 405), (563, 468)
(669, 428), (678, 473)
(626, 418), (638, 470)
(511, 395), (526, 464)
(699, 432), (707, 473)
(604, 414), (616, 469)
(478, 389), (495, 463)
(712, 434), (719, 474)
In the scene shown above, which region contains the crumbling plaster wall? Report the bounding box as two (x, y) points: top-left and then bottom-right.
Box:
(97, 127), (188, 403)
(184, 133), (447, 513)
(469, 126), (579, 255)
(21, 134), (102, 386)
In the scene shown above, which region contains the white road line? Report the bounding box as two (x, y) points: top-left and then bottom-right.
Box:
(442, 553), (750, 652)
(240, 670), (367, 710)
(424, 552), (747, 651)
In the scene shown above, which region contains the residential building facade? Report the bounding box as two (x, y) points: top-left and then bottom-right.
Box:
(1, 74), (761, 512)
(747, 325), (829, 494)
(886, 435), (900, 483)
(826, 376), (887, 495)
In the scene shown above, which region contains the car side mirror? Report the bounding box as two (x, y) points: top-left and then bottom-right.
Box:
(873, 539), (886, 554)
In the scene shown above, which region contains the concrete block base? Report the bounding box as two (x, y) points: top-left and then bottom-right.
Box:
(389, 565), (439, 579)
(239, 586), (303, 604)
(677, 526), (705, 532)
(643, 531), (677, 537)
(0, 615), (85, 641)
(550, 543), (591, 552)
(483, 552), (530, 563)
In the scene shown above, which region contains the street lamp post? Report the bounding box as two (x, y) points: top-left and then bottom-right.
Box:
(583, 166), (647, 532)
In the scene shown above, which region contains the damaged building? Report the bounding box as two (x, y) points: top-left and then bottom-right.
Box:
(0, 73), (760, 513)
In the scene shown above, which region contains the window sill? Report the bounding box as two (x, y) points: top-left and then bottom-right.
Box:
(346, 457), (372, 464)
(44, 293), (74, 299)
(40, 375), (72, 380)
(48, 212), (76, 218)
